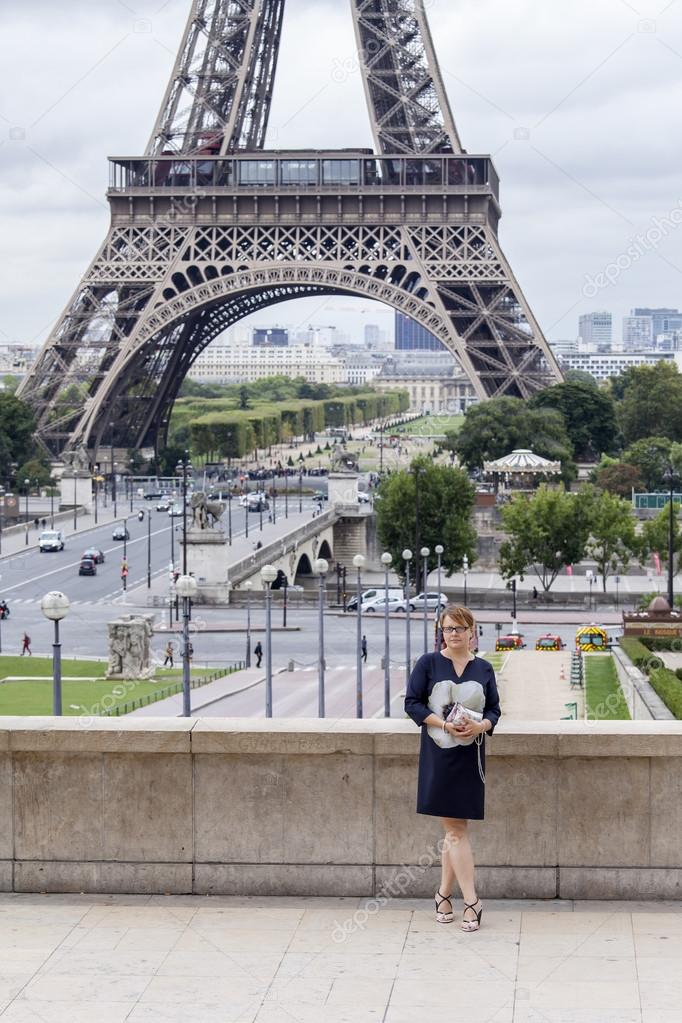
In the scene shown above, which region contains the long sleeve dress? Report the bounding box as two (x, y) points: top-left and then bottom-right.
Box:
(404, 651), (501, 820)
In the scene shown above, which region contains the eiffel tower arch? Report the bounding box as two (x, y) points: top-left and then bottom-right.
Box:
(18, 0), (563, 461)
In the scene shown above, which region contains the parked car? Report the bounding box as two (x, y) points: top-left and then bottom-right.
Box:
(535, 634), (564, 651)
(82, 547), (105, 564)
(78, 556), (97, 576)
(144, 491), (163, 501)
(112, 525), (130, 541)
(38, 530), (65, 552)
(409, 592), (448, 612)
(495, 634), (525, 651)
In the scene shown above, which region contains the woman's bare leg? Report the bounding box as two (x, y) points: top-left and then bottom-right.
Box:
(442, 818), (479, 916)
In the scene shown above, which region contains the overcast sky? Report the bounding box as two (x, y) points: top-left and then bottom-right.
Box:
(0, 0), (680, 350)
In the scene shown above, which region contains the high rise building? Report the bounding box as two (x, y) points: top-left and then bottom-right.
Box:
(622, 316), (654, 350)
(253, 327), (289, 347)
(633, 308), (682, 343)
(578, 312), (612, 351)
(364, 324), (381, 345)
(394, 311), (445, 351)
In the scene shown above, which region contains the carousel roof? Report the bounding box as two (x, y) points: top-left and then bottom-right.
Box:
(483, 448), (561, 475)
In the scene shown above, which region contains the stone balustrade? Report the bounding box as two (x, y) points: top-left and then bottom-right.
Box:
(2, 718), (681, 899)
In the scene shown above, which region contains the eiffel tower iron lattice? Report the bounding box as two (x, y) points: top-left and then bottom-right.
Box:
(19, 0), (562, 460)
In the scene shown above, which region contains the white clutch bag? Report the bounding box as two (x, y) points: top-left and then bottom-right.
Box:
(427, 679), (486, 749)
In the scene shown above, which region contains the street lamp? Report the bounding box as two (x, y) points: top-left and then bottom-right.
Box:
(435, 544), (444, 650)
(129, 458), (135, 513)
(586, 569), (594, 611)
(244, 581), (252, 667)
(24, 478), (29, 545)
(175, 574), (198, 717)
(462, 553), (469, 606)
(175, 452), (192, 576)
(298, 469), (303, 513)
(315, 558), (328, 717)
(353, 554), (365, 717)
(40, 591), (70, 716)
(146, 508), (152, 589)
(664, 465), (678, 610)
(420, 546), (430, 654)
(261, 564), (277, 717)
(403, 548), (413, 686)
(110, 422), (117, 518)
(381, 551), (392, 716)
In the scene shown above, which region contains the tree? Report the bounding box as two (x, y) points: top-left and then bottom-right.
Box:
(640, 503), (682, 574)
(564, 369), (598, 387)
(455, 397), (575, 479)
(15, 457), (53, 489)
(530, 382), (619, 460)
(499, 485), (589, 591)
(594, 461), (643, 498)
(0, 393), (36, 479)
(577, 486), (640, 591)
(375, 458), (477, 582)
(622, 437), (672, 492)
(238, 386), (251, 410)
(618, 362), (682, 445)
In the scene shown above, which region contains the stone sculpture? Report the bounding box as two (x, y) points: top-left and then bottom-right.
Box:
(191, 491), (225, 529)
(105, 614), (155, 679)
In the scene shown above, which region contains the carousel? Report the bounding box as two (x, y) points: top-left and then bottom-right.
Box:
(483, 448), (561, 493)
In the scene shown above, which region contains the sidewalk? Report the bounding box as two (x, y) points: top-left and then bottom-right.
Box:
(0, 504), (123, 560)
(0, 893), (678, 1022)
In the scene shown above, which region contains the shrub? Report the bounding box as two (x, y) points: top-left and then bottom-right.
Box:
(648, 667), (682, 719)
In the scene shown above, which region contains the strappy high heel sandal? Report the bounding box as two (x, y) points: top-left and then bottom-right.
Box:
(461, 899), (483, 932)
(434, 890), (454, 924)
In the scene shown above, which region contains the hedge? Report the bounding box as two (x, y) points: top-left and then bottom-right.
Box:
(648, 667), (682, 720)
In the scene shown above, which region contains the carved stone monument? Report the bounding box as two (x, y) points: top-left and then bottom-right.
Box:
(106, 614), (155, 679)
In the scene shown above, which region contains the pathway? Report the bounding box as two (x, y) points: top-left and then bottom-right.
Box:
(497, 650), (584, 720)
(0, 893), (677, 1022)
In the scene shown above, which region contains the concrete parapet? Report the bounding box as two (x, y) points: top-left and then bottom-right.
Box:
(2, 718), (682, 899)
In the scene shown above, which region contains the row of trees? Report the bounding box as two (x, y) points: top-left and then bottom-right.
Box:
(375, 460), (679, 594)
(174, 387), (409, 461)
(450, 364), (682, 494)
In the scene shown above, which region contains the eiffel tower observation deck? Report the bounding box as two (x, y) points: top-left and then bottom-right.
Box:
(18, 0), (563, 462)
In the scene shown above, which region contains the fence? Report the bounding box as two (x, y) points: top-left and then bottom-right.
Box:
(101, 662), (245, 716)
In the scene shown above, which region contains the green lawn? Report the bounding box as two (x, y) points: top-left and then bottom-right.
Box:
(392, 415), (464, 436)
(584, 655), (630, 721)
(0, 655), (221, 716)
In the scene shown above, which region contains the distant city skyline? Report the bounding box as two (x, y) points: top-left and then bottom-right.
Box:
(1, 0), (680, 350)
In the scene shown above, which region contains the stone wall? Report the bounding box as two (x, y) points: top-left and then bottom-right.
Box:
(2, 718), (682, 899)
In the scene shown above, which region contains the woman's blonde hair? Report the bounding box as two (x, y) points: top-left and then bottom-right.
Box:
(439, 604), (475, 631)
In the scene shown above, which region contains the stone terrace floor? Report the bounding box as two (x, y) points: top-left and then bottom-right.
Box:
(1, 894), (681, 1022)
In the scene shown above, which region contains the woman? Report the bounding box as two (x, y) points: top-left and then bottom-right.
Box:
(404, 605), (500, 931)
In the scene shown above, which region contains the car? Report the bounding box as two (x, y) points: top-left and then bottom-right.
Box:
(410, 592), (448, 612)
(168, 504), (185, 516)
(248, 497), (270, 513)
(313, 491), (328, 502)
(78, 556), (97, 576)
(38, 530), (65, 552)
(144, 491), (164, 501)
(357, 491), (370, 503)
(536, 634), (564, 652)
(495, 634), (525, 651)
(82, 547), (105, 564)
(156, 498), (171, 511)
(112, 526), (130, 541)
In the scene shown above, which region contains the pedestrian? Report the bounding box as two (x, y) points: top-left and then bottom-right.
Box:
(187, 641), (194, 663)
(361, 635), (368, 662)
(254, 641), (263, 668)
(21, 632), (32, 656)
(532, 586), (538, 601)
(163, 641), (174, 667)
(33, 517), (39, 530)
(404, 604), (500, 932)
(41, 518), (47, 529)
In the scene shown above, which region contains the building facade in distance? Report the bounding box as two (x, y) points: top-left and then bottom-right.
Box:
(394, 311), (445, 352)
(188, 345), (345, 384)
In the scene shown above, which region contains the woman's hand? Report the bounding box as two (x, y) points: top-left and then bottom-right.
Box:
(453, 718), (487, 739)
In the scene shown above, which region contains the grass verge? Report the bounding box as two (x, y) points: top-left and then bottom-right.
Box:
(584, 654), (630, 720)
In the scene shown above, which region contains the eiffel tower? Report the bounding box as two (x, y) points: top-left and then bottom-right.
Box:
(19, 0), (562, 461)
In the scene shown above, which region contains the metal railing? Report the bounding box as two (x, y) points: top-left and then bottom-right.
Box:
(100, 662), (245, 716)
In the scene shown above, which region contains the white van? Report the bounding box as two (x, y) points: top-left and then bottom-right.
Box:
(347, 587), (403, 611)
(38, 530), (65, 552)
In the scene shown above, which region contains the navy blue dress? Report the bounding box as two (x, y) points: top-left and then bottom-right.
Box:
(404, 652), (501, 820)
